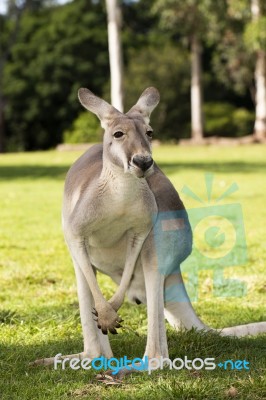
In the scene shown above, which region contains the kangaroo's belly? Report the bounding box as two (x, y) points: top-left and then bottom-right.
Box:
(87, 234), (147, 305)
(87, 235), (127, 278)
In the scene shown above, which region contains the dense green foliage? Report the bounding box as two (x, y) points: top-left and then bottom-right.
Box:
(0, 146), (266, 398)
(124, 43), (191, 140)
(0, 0), (265, 150)
(204, 102), (254, 137)
(63, 112), (103, 143)
(2, 0), (108, 150)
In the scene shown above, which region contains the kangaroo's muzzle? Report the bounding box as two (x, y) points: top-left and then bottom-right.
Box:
(132, 155), (154, 172)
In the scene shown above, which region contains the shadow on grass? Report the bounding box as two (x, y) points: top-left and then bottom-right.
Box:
(0, 331), (146, 391)
(2, 328), (265, 368)
(1, 326), (265, 399)
(158, 161), (266, 176)
(0, 165), (70, 181)
(1, 329), (265, 382)
(1, 160), (266, 181)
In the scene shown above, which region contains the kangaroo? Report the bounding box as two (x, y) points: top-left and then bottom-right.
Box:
(32, 87), (266, 370)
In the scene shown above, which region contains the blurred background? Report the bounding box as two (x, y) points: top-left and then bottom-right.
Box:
(0, 0), (266, 152)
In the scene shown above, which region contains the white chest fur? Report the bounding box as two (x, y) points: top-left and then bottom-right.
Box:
(89, 169), (156, 242)
(86, 168), (157, 275)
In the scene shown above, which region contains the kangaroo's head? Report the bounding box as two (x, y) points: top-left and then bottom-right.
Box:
(78, 87), (160, 178)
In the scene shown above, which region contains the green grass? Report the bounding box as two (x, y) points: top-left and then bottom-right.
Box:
(0, 145), (265, 400)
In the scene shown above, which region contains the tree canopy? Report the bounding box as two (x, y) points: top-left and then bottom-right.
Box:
(1, 0), (265, 150)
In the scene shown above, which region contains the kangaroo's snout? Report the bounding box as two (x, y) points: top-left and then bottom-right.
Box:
(132, 155), (154, 172)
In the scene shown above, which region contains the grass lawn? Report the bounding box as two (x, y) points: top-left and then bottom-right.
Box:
(0, 145), (265, 399)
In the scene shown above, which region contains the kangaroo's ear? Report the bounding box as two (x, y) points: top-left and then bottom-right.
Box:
(126, 87), (160, 124)
(78, 88), (121, 129)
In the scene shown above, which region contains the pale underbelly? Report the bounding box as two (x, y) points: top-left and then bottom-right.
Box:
(87, 235), (127, 278)
(86, 237), (147, 304)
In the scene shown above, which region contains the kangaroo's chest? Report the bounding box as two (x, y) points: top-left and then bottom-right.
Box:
(88, 179), (156, 247)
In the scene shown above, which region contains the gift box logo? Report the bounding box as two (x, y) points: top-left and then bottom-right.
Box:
(153, 174), (247, 302)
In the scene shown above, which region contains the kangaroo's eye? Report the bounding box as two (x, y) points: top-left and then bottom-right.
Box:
(146, 130), (153, 138)
(113, 131), (124, 139)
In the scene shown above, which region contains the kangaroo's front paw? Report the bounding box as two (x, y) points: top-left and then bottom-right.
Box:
(92, 303), (123, 335)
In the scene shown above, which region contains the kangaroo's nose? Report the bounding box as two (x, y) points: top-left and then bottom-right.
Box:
(132, 155), (154, 171)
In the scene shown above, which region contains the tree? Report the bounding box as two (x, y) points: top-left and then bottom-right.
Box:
(0, 0), (53, 152)
(124, 42), (190, 140)
(212, 0), (266, 141)
(0, 2), (23, 152)
(190, 34), (204, 141)
(105, 0), (124, 112)
(248, 0), (266, 140)
(152, 1), (226, 142)
(152, 0), (202, 141)
(2, 0), (109, 150)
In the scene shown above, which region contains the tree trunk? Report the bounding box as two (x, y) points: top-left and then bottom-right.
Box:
(191, 34), (204, 142)
(105, 0), (124, 112)
(251, 0), (266, 141)
(254, 50), (266, 140)
(0, 96), (5, 153)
